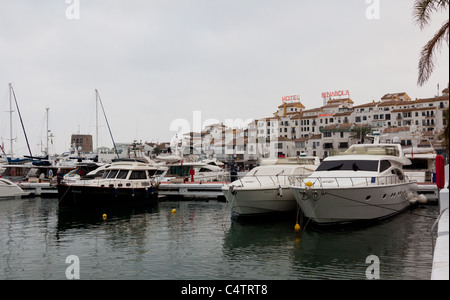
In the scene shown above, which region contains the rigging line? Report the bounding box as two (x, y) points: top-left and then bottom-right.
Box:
(325, 191), (438, 220)
(301, 195), (323, 234)
(10, 84), (32, 157)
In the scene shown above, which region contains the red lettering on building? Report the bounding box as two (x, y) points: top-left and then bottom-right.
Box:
(321, 90), (350, 99)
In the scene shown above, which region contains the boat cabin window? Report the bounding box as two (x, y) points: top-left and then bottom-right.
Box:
(391, 168), (404, 180)
(379, 160), (391, 172)
(155, 169), (166, 176)
(168, 166), (192, 177)
(147, 169), (157, 177)
(129, 171), (147, 180)
(106, 170), (119, 179)
(116, 170), (129, 179)
(199, 168), (213, 172)
(316, 160), (379, 172)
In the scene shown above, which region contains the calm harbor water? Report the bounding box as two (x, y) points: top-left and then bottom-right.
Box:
(0, 196), (438, 280)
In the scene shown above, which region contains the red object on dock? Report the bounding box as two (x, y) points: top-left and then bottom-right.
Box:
(190, 169), (195, 182)
(435, 155), (445, 189)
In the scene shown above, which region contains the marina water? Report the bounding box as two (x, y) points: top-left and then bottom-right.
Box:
(0, 196), (438, 280)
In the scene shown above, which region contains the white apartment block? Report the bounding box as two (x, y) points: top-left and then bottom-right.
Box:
(176, 86), (449, 166)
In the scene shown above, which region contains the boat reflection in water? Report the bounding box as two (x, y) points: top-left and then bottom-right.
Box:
(222, 205), (435, 280)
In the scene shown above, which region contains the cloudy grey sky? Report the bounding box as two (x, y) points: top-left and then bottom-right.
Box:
(0, 0), (448, 155)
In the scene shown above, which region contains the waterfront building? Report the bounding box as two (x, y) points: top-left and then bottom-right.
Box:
(166, 86), (449, 166)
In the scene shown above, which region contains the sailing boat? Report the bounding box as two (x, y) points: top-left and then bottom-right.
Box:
(56, 90), (145, 207)
(4, 83), (51, 165)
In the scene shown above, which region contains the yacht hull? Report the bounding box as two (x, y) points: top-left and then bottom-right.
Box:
(222, 186), (297, 216)
(0, 178), (29, 199)
(291, 182), (415, 225)
(57, 184), (158, 208)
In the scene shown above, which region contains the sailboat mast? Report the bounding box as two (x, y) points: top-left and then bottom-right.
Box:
(10, 83), (33, 157)
(96, 91), (98, 155)
(9, 83), (13, 157)
(95, 89), (119, 159)
(46, 107), (49, 155)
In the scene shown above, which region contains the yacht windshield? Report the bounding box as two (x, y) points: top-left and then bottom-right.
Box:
(316, 160), (379, 172)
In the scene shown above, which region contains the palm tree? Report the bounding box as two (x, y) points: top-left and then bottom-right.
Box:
(413, 0), (449, 86)
(349, 125), (373, 144)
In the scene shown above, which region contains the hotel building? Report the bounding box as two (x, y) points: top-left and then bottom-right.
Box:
(182, 86), (449, 167)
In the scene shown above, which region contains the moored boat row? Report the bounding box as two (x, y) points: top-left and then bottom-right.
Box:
(1, 135), (440, 229)
(222, 140), (427, 225)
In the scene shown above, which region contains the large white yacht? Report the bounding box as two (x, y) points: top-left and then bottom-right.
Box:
(290, 143), (419, 225)
(222, 156), (319, 217)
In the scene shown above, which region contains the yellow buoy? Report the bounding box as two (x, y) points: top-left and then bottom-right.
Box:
(102, 213), (107, 220)
(171, 209), (176, 214)
(294, 223), (301, 232)
(305, 181), (313, 187)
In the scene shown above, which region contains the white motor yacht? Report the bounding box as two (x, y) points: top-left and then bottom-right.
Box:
(290, 143), (419, 225)
(222, 157), (319, 217)
(403, 147), (439, 202)
(0, 178), (29, 199)
(157, 161), (230, 199)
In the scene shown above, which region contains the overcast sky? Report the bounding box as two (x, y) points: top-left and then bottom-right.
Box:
(0, 0), (448, 155)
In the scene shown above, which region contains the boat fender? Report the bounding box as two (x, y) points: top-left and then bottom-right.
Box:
(301, 191), (308, 200)
(312, 191), (319, 201)
(131, 188), (135, 197)
(145, 188), (149, 197)
(417, 194), (427, 204)
(230, 185), (237, 196)
(278, 185), (283, 197)
(114, 188), (118, 197)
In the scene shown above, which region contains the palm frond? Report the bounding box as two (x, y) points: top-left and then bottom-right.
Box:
(417, 19), (449, 86)
(414, 0), (449, 29)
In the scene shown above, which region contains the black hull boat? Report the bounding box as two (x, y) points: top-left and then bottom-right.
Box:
(57, 184), (158, 208)
(56, 160), (161, 208)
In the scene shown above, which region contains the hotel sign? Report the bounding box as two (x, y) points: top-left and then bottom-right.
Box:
(321, 90), (350, 99)
(282, 95), (301, 102)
